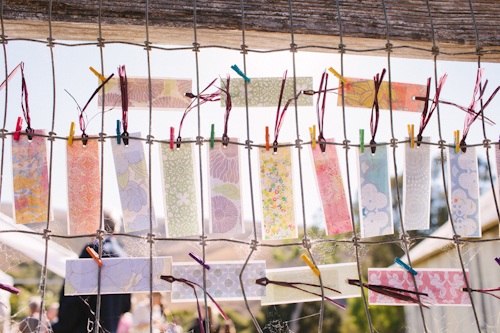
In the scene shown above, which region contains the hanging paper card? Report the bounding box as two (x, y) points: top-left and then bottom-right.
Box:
(261, 262), (360, 305)
(98, 77), (192, 110)
(170, 261), (266, 302)
(357, 145), (393, 238)
(310, 139), (352, 235)
(337, 78), (426, 112)
(208, 139), (244, 234)
(111, 132), (156, 232)
(159, 140), (201, 237)
(497, 145), (500, 225)
(368, 268), (471, 306)
(259, 146), (297, 240)
(67, 137), (100, 235)
(403, 137), (431, 230)
(65, 257), (172, 295)
(221, 77), (313, 108)
(12, 129), (52, 224)
(447, 147), (481, 237)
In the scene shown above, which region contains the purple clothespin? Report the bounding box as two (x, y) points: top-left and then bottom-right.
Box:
(189, 252), (210, 270)
(495, 257), (500, 266)
(0, 283), (20, 295)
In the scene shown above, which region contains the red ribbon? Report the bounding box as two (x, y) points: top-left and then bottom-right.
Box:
(369, 69), (386, 153)
(218, 75), (232, 144)
(20, 63), (32, 136)
(273, 71), (302, 147)
(416, 75), (447, 142)
(118, 65), (128, 134)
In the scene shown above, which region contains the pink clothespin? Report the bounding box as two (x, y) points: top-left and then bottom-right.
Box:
(13, 117), (23, 140)
(170, 127), (174, 150)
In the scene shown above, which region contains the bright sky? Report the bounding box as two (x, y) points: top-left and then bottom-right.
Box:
(1, 40), (499, 232)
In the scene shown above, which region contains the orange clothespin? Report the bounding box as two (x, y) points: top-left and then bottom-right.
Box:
(455, 130), (460, 153)
(86, 246), (103, 267)
(301, 253), (320, 276)
(170, 127), (175, 150)
(13, 117), (22, 141)
(68, 122), (76, 146)
(408, 124), (414, 148)
(265, 126), (270, 151)
(89, 66), (107, 83)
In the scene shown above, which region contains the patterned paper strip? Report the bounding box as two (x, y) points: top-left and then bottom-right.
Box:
(67, 137), (100, 235)
(447, 147), (481, 237)
(357, 145), (393, 238)
(208, 139), (244, 234)
(496, 145), (500, 232)
(98, 77), (192, 110)
(221, 77), (313, 108)
(310, 140), (352, 235)
(337, 78), (426, 112)
(261, 262), (360, 305)
(12, 129), (52, 224)
(111, 132), (156, 232)
(159, 140), (201, 238)
(403, 137), (431, 230)
(170, 261), (266, 302)
(368, 268), (471, 306)
(259, 146), (297, 240)
(64, 257), (172, 295)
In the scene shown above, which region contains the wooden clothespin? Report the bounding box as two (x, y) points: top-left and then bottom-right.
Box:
(86, 246), (103, 267)
(359, 129), (364, 153)
(68, 122), (76, 145)
(231, 65), (250, 83)
(455, 130), (460, 153)
(170, 127), (175, 150)
(265, 126), (270, 151)
(408, 124), (414, 148)
(301, 254), (320, 276)
(395, 257), (417, 276)
(210, 124), (215, 148)
(13, 117), (23, 141)
(328, 67), (347, 85)
(89, 66), (107, 83)
(116, 120), (121, 144)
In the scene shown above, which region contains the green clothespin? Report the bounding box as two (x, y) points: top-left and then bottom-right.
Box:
(210, 124), (215, 148)
(360, 129), (364, 153)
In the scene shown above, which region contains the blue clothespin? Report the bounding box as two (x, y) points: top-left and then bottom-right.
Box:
(116, 120), (121, 144)
(231, 65), (250, 83)
(395, 258), (417, 276)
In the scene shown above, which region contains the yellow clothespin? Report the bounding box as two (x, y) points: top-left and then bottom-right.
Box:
(309, 127), (316, 148)
(328, 67), (347, 85)
(301, 253), (320, 276)
(89, 66), (107, 83)
(68, 122), (75, 146)
(455, 130), (460, 153)
(313, 125), (316, 148)
(408, 124), (414, 148)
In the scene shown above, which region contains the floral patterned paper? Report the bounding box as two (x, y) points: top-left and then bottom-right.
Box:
(259, 146), (297, 240)
(261, 263), (360, 305)
(357, 145), (393, 238)
(98, 77), (192, 110)
(220, 77), (313, 108)
(368, 268), (471, 306)
(403, 137), (431, 230)
(111, 132), (156, 232)
(159, 140), (201, 237)
(67, 137), (100, 235)
(310, 140), (352, 235)
(337, 78), (426, 112)
(447, 147), (481, 237)
(208, 139), (243, 234)
(170, 261), (266, 302)
(12, 129), (52, 224)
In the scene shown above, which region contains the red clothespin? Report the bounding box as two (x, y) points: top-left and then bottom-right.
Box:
(86, 246), (103, 267)
(170, 127), (174, 150)
(13, 117), (23, 141)
(265, 126), (269, 151)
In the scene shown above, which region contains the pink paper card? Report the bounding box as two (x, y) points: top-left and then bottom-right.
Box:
(310, 139), (352, 235)
(12, 129), (52, 224)
(67, 137), (100, 235)
(368, 268), (471, 306)
(207, 139), (244, 234)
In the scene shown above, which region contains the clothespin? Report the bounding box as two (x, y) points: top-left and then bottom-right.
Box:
(359, 129), (364, 153)
(13, 117), (22, 141)
(454, 130), (460, 153)
(328, 67), (347, 85)
(116, 120), (121, 144)
(495, 257), (500, 266)
(210, 124), (215, 148)
(122, 131), (129, 147)
(394, 258), (417, 276)
(301, 254), (320, 276)
(309, 127), (316, 148)
(82, 134), (88, 148)
(408, 124), (414, 148)
(189, 252), (210, 270)
(86, 246), (103, 267)
(89, 66), (107, 83)
(0, 283), (20, 295)
(68, 122), (75, 146)
(231, 65), (250, 83)
(170, 127), (175, 150)
(265, 126), (270, 151)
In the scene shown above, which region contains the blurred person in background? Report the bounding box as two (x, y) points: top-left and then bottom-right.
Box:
(52, 210), (131, 333)
(46, 302), (59, 326)
(19, 296), (49, 333)
(132, 292), (182, 333)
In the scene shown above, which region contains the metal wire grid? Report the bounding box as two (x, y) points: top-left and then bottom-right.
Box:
(0, 0), (497, 332)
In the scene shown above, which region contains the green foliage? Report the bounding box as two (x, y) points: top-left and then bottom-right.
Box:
(341, 298), (405, 333)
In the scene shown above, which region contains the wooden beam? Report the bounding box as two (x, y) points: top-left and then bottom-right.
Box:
(2, 0), (500, 62)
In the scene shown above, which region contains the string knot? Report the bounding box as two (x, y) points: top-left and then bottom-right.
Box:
(240, 44), (248, 55)
(192, 42), (200, 52)
(146, 135), (155, 145)
(351, 236), (361, 247)
(95, 229), (106, 241)
(147, 233), (155, 244)
(96, 38), (105, 48)
(0, 35), (7, 45)
(0, 129), (8, 139)
(342, 139), (351, 150)
(295, 139), (303, 149)
(250, 239), (259, 251)
(483, 139), (491, 148)
(431, 46), (440, 55)
(390, 138), (398, 148)
(199, 235), (207, 246)
(196, 136), (204, 146)
(144, 41), (152, 51)
(438, 140), (446, 150)
(46, 37), (55, 48)
(302, 238), (312, 249)
(338, 43), (346, 54)
(385, 43), (393, 52)
(290, 43), (298, 53)
(244, 140), (253, 150)
(400, 233), (410, 245)
(42, 229), (51, 240)
(48, 132), (57, 142)
(98, 132), (106, 142)
(453, 234), (462, 245)
(476, 46), (483, 56)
